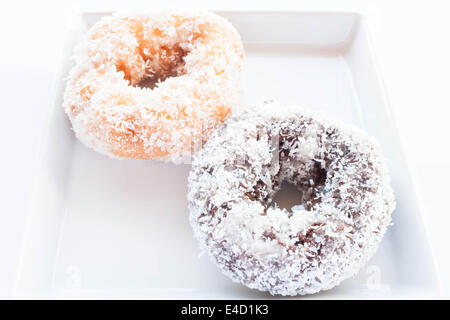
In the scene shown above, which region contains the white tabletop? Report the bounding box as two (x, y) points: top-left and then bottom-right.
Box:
(1, 0), (449, 298)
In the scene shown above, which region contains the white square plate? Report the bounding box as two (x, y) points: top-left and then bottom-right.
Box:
(13, 11), (439, 299)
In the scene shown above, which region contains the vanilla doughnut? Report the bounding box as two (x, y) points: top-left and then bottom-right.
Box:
(63, 11), (244, 161)
(188, 101), (395, 295)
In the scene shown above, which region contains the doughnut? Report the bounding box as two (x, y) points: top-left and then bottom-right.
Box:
(188, 100), (395, 295)
(63, 11), (244, 161)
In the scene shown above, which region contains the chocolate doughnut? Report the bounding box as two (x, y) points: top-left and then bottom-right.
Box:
(188, 100), (395, 295)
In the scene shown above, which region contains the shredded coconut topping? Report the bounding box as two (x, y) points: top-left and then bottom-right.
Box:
(188, 101), (395, 295)
(63, 10), (244, 161)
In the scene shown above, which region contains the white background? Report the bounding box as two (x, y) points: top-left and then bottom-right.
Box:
(0, 0), (449, 298)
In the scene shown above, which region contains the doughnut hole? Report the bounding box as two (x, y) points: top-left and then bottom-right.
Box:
(249, 128), (329, 214)
(271, 181), (305, 213)
(270, 162), (328, 213)
(135, 44), (189, 89)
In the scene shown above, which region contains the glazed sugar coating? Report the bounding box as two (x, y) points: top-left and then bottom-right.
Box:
(63, 10), (244, 161)
(188, 101), (395, 295)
